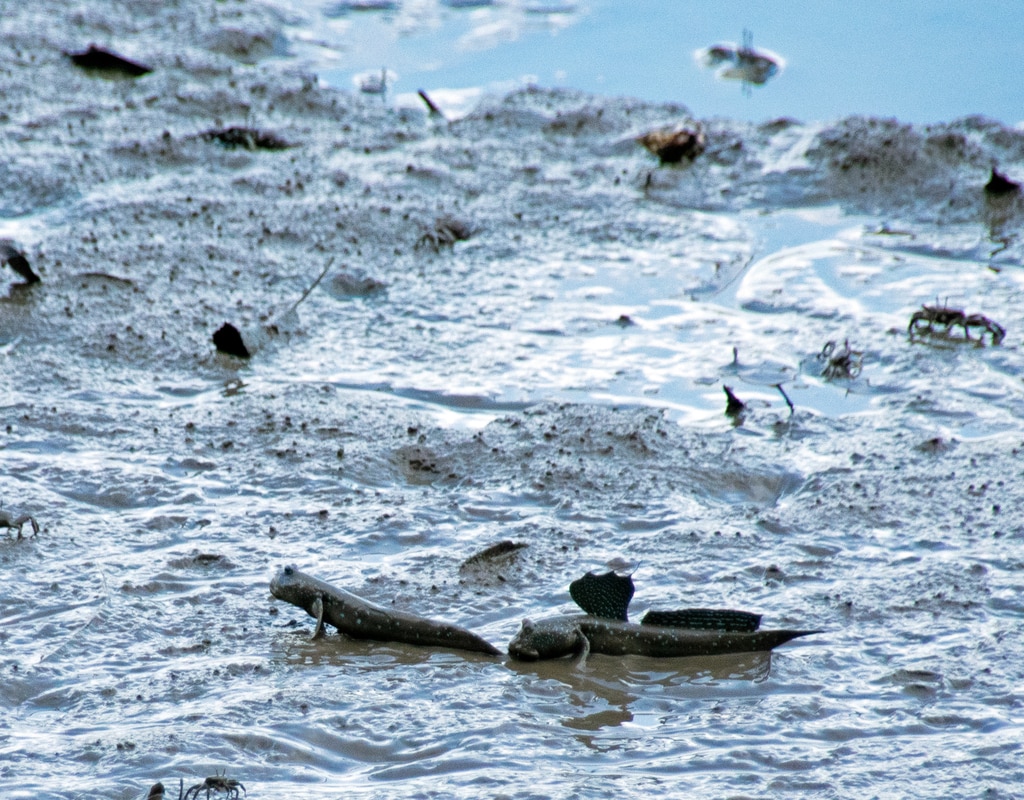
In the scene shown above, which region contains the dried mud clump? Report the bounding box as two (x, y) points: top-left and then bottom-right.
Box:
(394, 443), (458, 485)
(199, 127), (292, 151)
(803, 117), (1024, 224)
(205, 26), (279, 63)
(326, 271), (387, 298)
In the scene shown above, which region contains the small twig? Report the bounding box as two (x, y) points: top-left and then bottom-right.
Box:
(277, 256), (334, 321)
(774, 383), (794, 414)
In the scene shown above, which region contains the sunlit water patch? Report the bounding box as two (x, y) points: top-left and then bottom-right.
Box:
(239, 205), (1023, 436)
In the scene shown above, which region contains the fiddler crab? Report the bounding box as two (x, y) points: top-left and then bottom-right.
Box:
(415, 214), (472, 251)
(908, 303), (1005, 346)
(818, 339), (863, 380)
(182, 772), (246, 800)
(0, 505), (39, 540)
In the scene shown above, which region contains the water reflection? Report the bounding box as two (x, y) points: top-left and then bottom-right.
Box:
(282, 0), (586, 112)
(275, 629), (500, 668)
(508, 650), (775, 738)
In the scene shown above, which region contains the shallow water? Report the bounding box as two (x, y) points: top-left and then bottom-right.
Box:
(279, 0), (1024, 125)
(2, 2), (1024, 799)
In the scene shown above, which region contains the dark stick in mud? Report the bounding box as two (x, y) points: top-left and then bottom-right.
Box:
(275, 256), (334, 322)
(0, 239), (40, 283)
(417, 89), (445, 119)
(723, 385), (746, 416)
(775, 383), (795, 414)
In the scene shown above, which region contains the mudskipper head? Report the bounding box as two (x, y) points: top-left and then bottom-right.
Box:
(270, 564), (303, 604)
(508, 618), (581, 661)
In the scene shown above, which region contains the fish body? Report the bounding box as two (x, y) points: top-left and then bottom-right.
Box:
(270, 565), (500, 655)
(508, 613), (817, 661)
(509, 568), (820, 661)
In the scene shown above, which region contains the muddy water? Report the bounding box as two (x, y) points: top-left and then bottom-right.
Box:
(2, 2), (1024, 798)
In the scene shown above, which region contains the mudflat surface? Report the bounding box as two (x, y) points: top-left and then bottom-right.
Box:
(2, 1), (1024, 798)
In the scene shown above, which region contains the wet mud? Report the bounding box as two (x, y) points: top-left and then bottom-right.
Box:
(2, 1), (1024, 798)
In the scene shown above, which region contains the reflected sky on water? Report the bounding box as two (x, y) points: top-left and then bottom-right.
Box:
(283, 0), (1024, 124)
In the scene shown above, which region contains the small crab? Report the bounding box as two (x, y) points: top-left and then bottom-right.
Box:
(182, 772), (246, 800)
(637, 125), (706, 165)
(0, 506), (39, 540)
(415, 214), (473, 251)
(818, 339), (863, 380)
(908, 302), (1005, 346)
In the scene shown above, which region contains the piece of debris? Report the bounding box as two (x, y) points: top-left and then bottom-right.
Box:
(169, 551), (232, 569)
(818, 339), (863, 380)
(908, 302), (1005, 346)
(637, 125), (706, 165)
(915, 436), (956, 455)
(0, 239), (40, 283)
(146, 781), (165, 800)
(614, 314), (635, 327)
(460, 540), (529, 570)
(695, 29), (783, 91)
(357, 67), (393, 95)
(417, 89), (445, 119)
(723, 385), (746, 416)
(66, 45), (152, 77)
(200, 127), (291, 151)
(985, 168), (1020, 197)
(213, 323), (251, 358)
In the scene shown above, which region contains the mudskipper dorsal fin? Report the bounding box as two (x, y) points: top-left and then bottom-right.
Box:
(640, 608), (762, 632)
(569, 570), (635, 621)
